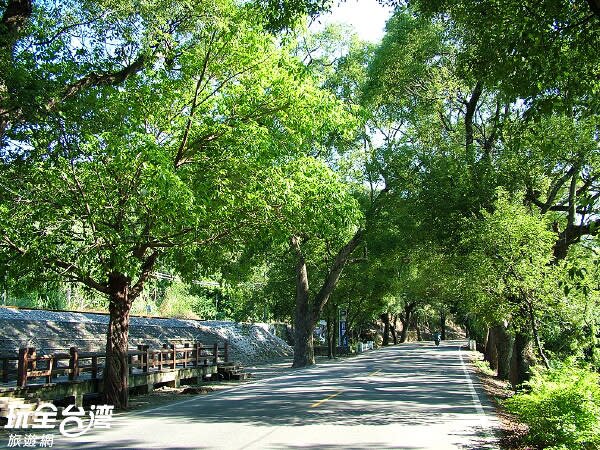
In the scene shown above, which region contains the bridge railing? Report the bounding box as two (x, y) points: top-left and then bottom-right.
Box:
(0, 341), (229, 388)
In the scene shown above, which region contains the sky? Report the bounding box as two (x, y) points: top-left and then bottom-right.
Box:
(316, 0), (395, 43)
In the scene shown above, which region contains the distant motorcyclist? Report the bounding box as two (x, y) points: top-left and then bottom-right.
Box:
(434, 332), (441, 346)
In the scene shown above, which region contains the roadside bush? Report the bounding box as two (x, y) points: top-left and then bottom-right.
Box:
(158, 282), (201, 320)
(504, 361), (600, 449)
(473, 358), (495, 376)
(9, 288), (65, 310)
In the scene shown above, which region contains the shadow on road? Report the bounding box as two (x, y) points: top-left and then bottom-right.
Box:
(42, 342), (501, 449)
(132, 344), (479, 429)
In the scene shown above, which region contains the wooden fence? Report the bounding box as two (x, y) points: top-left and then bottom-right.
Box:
(0, 341), (228, 388)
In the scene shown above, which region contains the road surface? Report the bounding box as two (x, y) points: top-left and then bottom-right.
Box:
(11, 340), (503, 449)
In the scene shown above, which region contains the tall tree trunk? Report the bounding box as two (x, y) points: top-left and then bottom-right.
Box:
(399, 319), (408, 343)
(102, 252), (156, 409)
(290, 231), (362, 368)
(464, 81), (484, 163)
(398, 302), (416, 343)
(292, 236), (315, 367)
(440, 308), (447, 340)
(0, 0), (33, 52)
(103, 272), (132, 409)
(326, 311), (334, 359)
(510, 330), (531, 388)
(294, 312), (315, 367)
(412, 315), (421, 341)
(390, 315), (398, 345)
(528, 299), (550, 369)
(495, 324), (514, 380)
(484, 327), (498, 372)
(381, 312), (391, 346)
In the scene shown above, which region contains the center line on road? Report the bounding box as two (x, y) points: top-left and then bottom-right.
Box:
(310, 368), (381, 409)
(310, 390), (344, 408)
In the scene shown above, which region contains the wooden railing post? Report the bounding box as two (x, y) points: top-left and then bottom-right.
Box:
(128, 354), (134, 375)
(69, 347), (79, 381)
(2, 357), (9, 383)
(17, 347), (28, 387)
(145, 345), (150, 372)
(213, 342), (219, 365)
(45, 357), (54, 384)
(91, 356), (98, 379)
(224, 343), (229, 362)
(183, 343), (189, 369)
(194, 343), (199, 367)
(171, 343), (176, 369)
(162, 344), (169, 370)
(136, 344), (143, 371)
(158, 346), (164, 371)
(149, 347), (154, 371)
(28, 348), (37, 371)
(137, 345), (149, 373)
(198, 343), (207, 366)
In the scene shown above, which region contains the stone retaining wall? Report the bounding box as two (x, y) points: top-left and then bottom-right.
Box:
(0, 308), (292, 365)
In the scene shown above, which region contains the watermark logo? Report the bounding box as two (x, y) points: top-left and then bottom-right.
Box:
(4, 402), (115, 447)
(7, 433), (54, 448)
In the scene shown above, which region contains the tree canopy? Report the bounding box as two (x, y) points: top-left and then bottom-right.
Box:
(1, 0), (600, 421)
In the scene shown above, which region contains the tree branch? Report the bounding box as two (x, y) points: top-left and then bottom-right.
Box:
(174, 29), (217, 169)
(586, 0), (600, 21)
(2, 232), (26, 254)
(0, 0), (32, 51)
(46, 53), (148, 111)
(291, 235), (310, 314)
(130, 251), (159, 300)
(311, 229), (363, 319)
(464, 81), (483, 160)
(54, 259), (111, 295)
(543, 166), (577, 214)
(567, 168), (579, 228)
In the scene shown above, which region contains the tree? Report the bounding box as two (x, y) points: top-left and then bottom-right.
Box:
(408, 0), (600, 112)
(359, 6), (599, 386)
(0, 2), (353, 407)
(390, 1), (600, 382)
(500, 114), (600, 261)
(459, 191), (561, 382)
(264, 157), (366, 367)
(407, 0), (600, 259)
(0, 0), (334, 135)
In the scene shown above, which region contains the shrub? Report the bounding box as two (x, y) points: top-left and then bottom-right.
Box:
(504, 361), (600, 449)
(158, 282), (201, 320)
(473, 358), (495, 376)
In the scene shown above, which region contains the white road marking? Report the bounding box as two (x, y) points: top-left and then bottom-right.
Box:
(458, 345), (489, 429)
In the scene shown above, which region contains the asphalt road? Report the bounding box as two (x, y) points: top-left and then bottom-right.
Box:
(19, 340), (502, 449)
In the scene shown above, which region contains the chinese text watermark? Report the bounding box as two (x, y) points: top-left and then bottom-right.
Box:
(4, 402), (115, 447)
